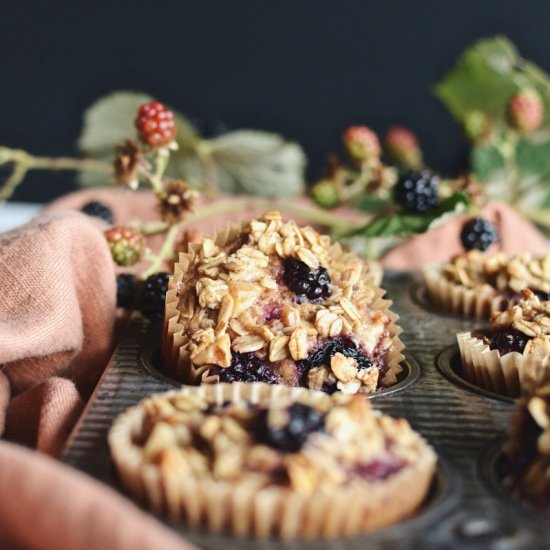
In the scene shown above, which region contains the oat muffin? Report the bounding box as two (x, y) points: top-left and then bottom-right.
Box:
(457, 289), (550, 397)
(163, 212), (404, 394)
(108, 383), (436, 538)
(503, 385), (550, 513)
(424, 250), (550, 319)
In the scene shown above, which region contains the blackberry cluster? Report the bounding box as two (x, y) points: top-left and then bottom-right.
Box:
(283, 259), (333, 303)
(215, 352), (280, 384)
(253, 403), (325, 453)
(81, 201), (114, 224)
(460, 218), (499, 251)
(299, 337), (373, 380)
(138, 272), (170, 322)
(116, 273), (139, 308)
(393, 170), (440, 214)
(489, 329), (532, 355)
(135, 101), (176, 147)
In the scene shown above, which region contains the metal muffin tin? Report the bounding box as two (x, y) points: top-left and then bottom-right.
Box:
(62, 271), (550, 549)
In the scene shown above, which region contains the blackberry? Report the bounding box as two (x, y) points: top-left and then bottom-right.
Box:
(489, 329), (531, 355)
(253, 403), (325, 453)
(214, 352), (280, 384)
(81, 201), (114, 224)
(460, 218), (498, 251)
(283, 259), (333, 303)
(300, 337), (373, 375)
(393, 169), (439, 214)
(116, 273), (138, 309)
(138, 272), (170, 322)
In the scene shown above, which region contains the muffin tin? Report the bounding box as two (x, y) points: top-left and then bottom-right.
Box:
(62, 270), (550, 548)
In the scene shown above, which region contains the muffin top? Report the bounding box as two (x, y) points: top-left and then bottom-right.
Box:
(441, 250), (550, 295)
(483, 289), (550, 356)
(165, 211), (403, 394)
(134, 388), (432, 492)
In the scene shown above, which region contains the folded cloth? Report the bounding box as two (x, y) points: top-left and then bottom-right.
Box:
(0, 210), (195, 549)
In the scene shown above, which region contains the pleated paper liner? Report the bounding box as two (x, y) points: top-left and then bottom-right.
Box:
(456, 332), (550, 397)
(424, 264), (516, 320)
(162, 217), (404, 389)
(108, 383), (437, 539)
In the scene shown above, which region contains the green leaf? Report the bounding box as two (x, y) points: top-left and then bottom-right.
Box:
(78, 91), (154, 155)
(434, 36), (519, 122)
(515, 138), (550, 176)
(435, 35), (550, 131)
(349, 192), (469, 238)
(470, 144), (505, 180)
(354, 195), (392, 213)
(206, 130), (306, 197)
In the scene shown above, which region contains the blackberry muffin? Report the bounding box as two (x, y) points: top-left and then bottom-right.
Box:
(503, 385), (550, 513)
(457, 289), (550, 397)
(108, 383), (437, 538)
(163, 212), (404, 394)
(424, 250), (550, 319)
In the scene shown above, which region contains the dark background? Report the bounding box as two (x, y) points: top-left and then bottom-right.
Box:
(2, 0), (550, 203)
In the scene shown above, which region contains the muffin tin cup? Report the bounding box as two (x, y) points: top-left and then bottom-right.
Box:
(140, 338), (421, 400)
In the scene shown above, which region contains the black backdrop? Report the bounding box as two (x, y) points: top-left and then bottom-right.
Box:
(2, 0), (550, 203)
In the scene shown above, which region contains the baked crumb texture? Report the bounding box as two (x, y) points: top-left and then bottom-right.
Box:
(425, 250), (550, 319)
(109, 383), (436, 538)
(457, 289), (550, 396)
(163, 212), (403, 395)
(504, 385), (550, 513)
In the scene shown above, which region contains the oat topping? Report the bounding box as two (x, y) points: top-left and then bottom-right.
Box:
(136, 391), (423, 492)
(488, 289), (550, 355)
(164, 212), (403, 393)
(442, 250), (550, 294)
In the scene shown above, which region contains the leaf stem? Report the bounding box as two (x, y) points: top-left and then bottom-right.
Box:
(0, 146), (111, 203)
(144, 222), (180, 277)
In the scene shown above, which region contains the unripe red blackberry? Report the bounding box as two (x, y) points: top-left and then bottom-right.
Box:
(342, 126), (381, 162)
(507, 89), (544, 134)
(104, 226), (146, 266)
(135, 101), (176, 147)
(385, 126), (422, 169)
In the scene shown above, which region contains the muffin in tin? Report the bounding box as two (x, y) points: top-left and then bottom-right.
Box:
(424, 250), (550, 319)
(457, 289), (550, 397)
(163, 211), (404, 395)
(108, 383), (437, 538)
(503, 385), (550, 513)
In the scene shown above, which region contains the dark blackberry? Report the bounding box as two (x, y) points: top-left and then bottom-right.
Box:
(214, 352), (280, 384)
(460, 218), (499, 251)
(300, 337), (373, 375)
(489, 329), (531, 355)
(393, 169), (439, 214)
(138, 272), (170, 322)
(81, 201), (114, 224)
(253, 403), (325, 453)
(283, 259), (333, 303)
(116, 273), (138, 308)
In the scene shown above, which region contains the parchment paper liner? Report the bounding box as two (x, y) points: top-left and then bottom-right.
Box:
(162, 219), (404, 389)
(424, 263), (510, 320)
(108, 383), (436, 539)
(457, 332), (550, 397)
